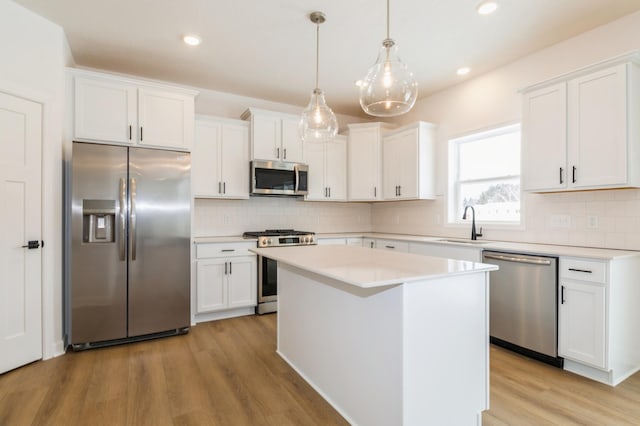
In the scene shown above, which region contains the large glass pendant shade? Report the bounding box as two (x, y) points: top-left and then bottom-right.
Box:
(359, 38), (418, 117)
(299, 11), (338, 142)
(300, 88), (338, 141)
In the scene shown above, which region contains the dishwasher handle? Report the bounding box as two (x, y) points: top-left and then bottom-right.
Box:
(483, 253), (553, 266)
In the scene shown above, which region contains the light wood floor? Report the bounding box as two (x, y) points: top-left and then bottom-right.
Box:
(1, 315), (639, 425)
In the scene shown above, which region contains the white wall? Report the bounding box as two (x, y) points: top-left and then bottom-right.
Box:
(0, 0), (70, 358)
(372, 10), (640, 251)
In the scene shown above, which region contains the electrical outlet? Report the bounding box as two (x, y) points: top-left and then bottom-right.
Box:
(550, 214), (571, 229)
(587, 215), (599, 229)
(223, 215), (230, 225)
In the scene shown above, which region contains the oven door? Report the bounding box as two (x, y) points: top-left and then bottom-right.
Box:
(258, 255), (277, 303)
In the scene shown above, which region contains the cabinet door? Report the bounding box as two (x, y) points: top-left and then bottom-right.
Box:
(522, 83), (567, 191)
(74, 76), (136, 144)
(138, 88), (194, 150)
(304, 141), (326, 200)
(382, 134), (400, 199)
(193, 120), (222, 197)
(395, 128), (419, 199)
(348, 127), (381, 201)
(227, 257), (256, 309)
(196, 259), (227, 313)
(558, 280), (606, 368)
(383, 130), (417, 199)
(221, 123), (249, 198)
(281, 117), (304, 162)
(325, 137), (347, 201)
(568, 64), (628, 188)
(252, 114), (280, 160)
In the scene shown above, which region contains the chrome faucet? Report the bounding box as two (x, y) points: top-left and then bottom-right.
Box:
(462, 205), (483, 240)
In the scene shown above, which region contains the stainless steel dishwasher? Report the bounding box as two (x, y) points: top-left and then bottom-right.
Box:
(482, 251), (563, 367)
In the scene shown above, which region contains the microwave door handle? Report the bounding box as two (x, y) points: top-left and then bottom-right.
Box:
(294, 165), (299, 193)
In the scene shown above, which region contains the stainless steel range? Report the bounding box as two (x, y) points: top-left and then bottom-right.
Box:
(243, 229), (316, 314)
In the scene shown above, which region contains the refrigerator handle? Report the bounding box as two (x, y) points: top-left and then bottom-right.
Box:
(130, 177), (137, 261)
(119, 177), (126, 261)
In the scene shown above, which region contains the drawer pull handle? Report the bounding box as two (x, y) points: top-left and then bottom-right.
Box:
(385, 245), (395, 249)
(568, 268), (592, 274)
(221, 249), (235, 252)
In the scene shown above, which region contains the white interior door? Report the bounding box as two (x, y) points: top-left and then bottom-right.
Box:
(0, 91), (42, 373)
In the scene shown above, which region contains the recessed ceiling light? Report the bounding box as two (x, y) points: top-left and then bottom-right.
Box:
(183, 34), (201, 46)
(476, 1), (498, 15)
(457, 67), (471, 76)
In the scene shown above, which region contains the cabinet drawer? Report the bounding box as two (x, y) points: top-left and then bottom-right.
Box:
(196, 241), (255, 259)
(376, 239), (409, 252)
(560, 258), (606, 283)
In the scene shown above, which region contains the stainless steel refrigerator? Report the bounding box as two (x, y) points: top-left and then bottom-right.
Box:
(68, 141), (191, 348)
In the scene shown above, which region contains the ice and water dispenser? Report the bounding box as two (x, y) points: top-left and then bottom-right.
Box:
(82, 199), (116, 243)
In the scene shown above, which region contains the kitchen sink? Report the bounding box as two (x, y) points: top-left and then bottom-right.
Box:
(436, 238), (490, 245)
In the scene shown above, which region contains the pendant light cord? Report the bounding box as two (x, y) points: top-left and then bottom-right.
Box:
(315, 22), (320, 89)
(386, 0), (390, 39)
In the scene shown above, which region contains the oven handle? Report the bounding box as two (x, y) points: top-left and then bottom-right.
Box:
(483, 253), (552, 266)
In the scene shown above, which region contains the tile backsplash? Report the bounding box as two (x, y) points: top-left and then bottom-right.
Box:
(194, 197), (372, 237)
(371, 188), (640, 251)
(194, 189), (640, 250)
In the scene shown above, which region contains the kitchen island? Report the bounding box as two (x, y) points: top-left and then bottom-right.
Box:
(251, 245), (498, 426)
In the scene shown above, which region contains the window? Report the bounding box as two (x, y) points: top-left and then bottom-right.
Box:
(448, 124), (521, 224)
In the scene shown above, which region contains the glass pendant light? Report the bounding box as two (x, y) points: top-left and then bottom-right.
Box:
(359, 0), (418, 117)
(300, 11), (338, 142)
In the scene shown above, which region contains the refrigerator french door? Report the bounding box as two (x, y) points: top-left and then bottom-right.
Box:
(69, 142), (191, 348)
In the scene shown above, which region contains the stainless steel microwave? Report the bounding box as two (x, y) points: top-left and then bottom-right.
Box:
(250, 160), (308, 196)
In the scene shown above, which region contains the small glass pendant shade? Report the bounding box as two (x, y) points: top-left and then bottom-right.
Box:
(359, 38), (418, 117)
(300, 88), (338, 141)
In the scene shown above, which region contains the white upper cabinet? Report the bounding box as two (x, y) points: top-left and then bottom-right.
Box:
(382, 122), (436, 200)
(305, 135), (347, 201)
(74, 76), (137, 145)
(521, 54), (640, 192)
(241, 108), (304, 162)
(71, 69), (197, 151)
(137, 88), (195, 150)
(193, 116), (249, 199)
(522, 83), (567, 191)
(347, 123), (394, 201)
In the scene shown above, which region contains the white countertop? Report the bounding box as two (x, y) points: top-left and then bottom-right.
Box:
(194, 232), (640, 260)
(250, 245), (497, 289)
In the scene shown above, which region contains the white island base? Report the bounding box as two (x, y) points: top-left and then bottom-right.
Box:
(254, 245), (496, 426)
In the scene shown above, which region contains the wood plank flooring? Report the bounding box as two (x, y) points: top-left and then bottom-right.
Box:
(1, 314), (639, 425)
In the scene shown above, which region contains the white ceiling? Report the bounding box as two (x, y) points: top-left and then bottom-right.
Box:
(14, 0), (640, 117)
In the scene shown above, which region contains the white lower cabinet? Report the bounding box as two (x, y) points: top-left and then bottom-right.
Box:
(558, 279), (606, 369)
(557, 256), (640, 386)
(195, 242), (256, 316)
(558, 257), (607, 369)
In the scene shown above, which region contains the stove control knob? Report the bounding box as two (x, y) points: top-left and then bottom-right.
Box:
(267, 238), (273, 246)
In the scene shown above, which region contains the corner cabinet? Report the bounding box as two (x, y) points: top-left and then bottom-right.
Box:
(193, 116), (249, 199)
(71, 69), (197, 151)
(304, 135), (347, 201)
(241, 108), (304, 162)
(346, 123), (395, 201)
(522, 54), (640, 192)
(382, 121), (436, 200)
(195, 242), (257, 320)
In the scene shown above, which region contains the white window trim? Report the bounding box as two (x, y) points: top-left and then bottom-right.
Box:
(446, 123), (524, 230)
